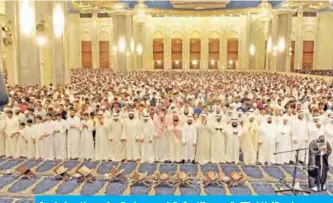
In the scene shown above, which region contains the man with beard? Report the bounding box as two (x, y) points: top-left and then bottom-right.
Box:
(122, 111), (140, 162)
(225, 116), (244, 164)
(53, 113), (67, 160)
(258, 115), (279, 165)
(108, 113), (125, 161)
(167, 114), (183, 163)
(308, 115), (324, 142)
(210, 114), (226, 163)
(291, 111), (309, 164)
(4, 110), (19, 158)
(66, 109), (81, 160)
(182, 115), (197, 163)
(308, 131), (332, 192)
(153, 111), (168, 162)
(95, 112), (109, 161)
(276, 116), (292, 165)
(241, 113), (259, 165)
(140, 113), (155, 163)
(195, 112), (212, 164)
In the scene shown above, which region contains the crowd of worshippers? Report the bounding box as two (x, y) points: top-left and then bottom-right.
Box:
(294, 70), (333, 76)
(0, 70), (332, 165)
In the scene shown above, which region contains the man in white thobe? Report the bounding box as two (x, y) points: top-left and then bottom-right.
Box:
(53, 113), (67, 160)
(308, 115), (324, 142)
(80, 113), (94, 160)
(108, 113), (125, 161)
(291, 111), (309, 164)
(195, 113), (212, 164)
(66, 110), (81, 159)
(24, 119), (36, 159)
(209, 114), (226, 163)
(122, 111), (141, 162)
(324, 115), (333, 164)
(140, 113), (155, 163)
(276, 116), (292, 165)
(225, 117), (244, 164)
(42, 113), (55, 160)
(33, 116), (45, 160)
(241, 114), (259, 165)
(258, 116), (279, 165)
(182, 115), (197, 163)
(95, 112), (110, 161)
(167, 114), (183, 163)
(4, 110), (19, 158)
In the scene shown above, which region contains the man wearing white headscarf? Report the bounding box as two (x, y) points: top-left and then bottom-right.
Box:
(140, 113), (155, 163)
(182, 115), (197, 163)
(4, 110), (19, 158)
(291, 111), (309, 163)
(66, 109), (81, 160)
(241, 113), (259, 165)
(95, 112), (109, 161)
(108, 113), (125, 161)
(276, 116), (292, 164)
(225, 116), (243, 164)
(122, 111), (141, 162)
(308, 115), (325, 142)
(258, 115), (279, 165)
(53, 113), (67, 160)
(195, 112), (212, 164)
(79, 113), (95, 160)
(167, 113), (183, 163)
(210, 114), (226, 163)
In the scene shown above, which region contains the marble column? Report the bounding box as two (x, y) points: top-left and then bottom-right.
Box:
(200, 20), (208, 70)
(164, 29), (171, 70)
(133, 21), (146, 70)
(268, 13), (292, 72)
(67, 14), (81, 70)
(294, 11), (303, 71)
(111, 4), (132, 72)
(220, 19), (227, 70)
(6, 1), (39, 85)
(315, 12), (333, 70)
(92, 13), (98, 69)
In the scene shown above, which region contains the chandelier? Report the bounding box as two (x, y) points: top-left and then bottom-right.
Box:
(134, 0), (149, 24)
(256, 0), (273, 22)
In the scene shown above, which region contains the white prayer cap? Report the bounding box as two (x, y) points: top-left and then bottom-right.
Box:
(143, 112), (149, 118)
(298, 110), (304, 115)
(231, 115), (238, 122)
(24, 110), (29, 114)
(216, 114), (222, 118)
(112, 113), (119, 118)
(313, 115), (320, 120)
(97, 111), (103, 116)
(14, 107), (20, 112)
(249, 108), (254, 113)
(128, 111), (135, 115)
(187, 115), (193, 120)
(282, 115), (289, 121)
(201, 112), (208, 117)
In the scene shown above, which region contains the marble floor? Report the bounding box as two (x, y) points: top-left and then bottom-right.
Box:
(0, 159), (332, 203)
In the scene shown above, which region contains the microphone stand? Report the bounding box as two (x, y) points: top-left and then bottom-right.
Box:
(273, 148), (311, 195)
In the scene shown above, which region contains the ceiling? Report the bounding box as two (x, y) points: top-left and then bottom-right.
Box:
(69, 0), (332, 15)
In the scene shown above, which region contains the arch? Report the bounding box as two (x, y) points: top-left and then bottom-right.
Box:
(227, 30), (239, 38)
(98, 31), (110, 41)
(303, 31), (315, 41)
(82, 31), (92, 41)
(190, 31), (201, 38)
(171, 31), (182, 38)
(209, 31), (220, 39)
(153, 31), (164, 38)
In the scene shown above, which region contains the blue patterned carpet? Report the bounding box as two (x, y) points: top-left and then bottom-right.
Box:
(0, 159), (331, 201)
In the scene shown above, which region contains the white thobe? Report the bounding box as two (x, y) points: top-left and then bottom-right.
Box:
(33, 123), (46, 159)
(4, 117), (19, 157)
(241, 121), (259, 165)
(80, 120), (94, 159)
(0, 117), (5, 156)
(291, 118), (308, 162)
(308, 122), (324, 141)
(195, 121), (212, 164)
(66, 117), (81, 159)
(210, 120), (226, 163)
(167, 124), (183, 162)
(258, 122), (278, 164)
(24, 126), (36, 159)
(95, 120), (110, 161)
(140, 120), (155, 163)
(53, 119), (67, 160)
(122, 119), (141, 161)
(16, 128), (26, 158)
(108, 119), (125, 161)
(225, 125), (244, 164)
(182, 124), (197, 161)
(276, 124), (292, 164)
(43, 121), (55, 160)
